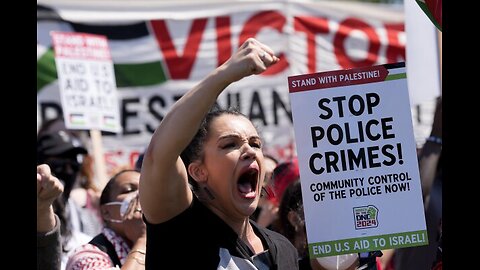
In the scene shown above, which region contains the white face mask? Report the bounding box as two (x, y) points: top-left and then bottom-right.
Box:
(315, 253), (358, 270)
(104, 191), (139, 223)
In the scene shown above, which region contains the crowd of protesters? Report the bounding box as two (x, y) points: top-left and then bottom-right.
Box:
(37, 38), (442, 270)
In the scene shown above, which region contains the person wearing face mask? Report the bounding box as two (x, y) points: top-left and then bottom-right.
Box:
(37, 119), (104, 269)
(66, 169), (146, 269)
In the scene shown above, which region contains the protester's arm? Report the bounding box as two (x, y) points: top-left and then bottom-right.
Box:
(419, 97), (442, 208)
(37, 164), (64, 270)
(37, 164), (63, 232)
(139, 38), (278, 224)
(120, 236), (147, 269)
(121, 198), (147, 269)
(37, 215), (62, 270)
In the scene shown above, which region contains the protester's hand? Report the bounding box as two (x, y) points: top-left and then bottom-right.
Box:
(219, 38), (279, 84)
(37, 164), (64, 211)
(37, 164), (64, 233)
(122, 199), (147, 268)
(123, 196), (147, 242)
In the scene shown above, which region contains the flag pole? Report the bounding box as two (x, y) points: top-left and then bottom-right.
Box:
(90, 129), (109, 190)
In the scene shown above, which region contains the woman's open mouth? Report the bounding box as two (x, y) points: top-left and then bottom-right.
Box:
(237, 167), (259, 199)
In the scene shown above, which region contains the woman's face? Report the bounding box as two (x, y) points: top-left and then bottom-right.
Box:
(201, 114), (265, 220)
(102, 170), (146, 243)
(109, 171), (140, 206)
(102, 171), (141, 226)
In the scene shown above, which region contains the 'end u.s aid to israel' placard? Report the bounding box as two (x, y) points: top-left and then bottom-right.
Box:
(288, 63), (428, 257)
(51, 31), (121, 133)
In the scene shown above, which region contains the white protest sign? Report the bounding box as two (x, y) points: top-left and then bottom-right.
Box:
(288, 63), (427, 257)
(51, 31), (121, 133)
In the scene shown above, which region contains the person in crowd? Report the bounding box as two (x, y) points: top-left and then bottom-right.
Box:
(390, 96), (443, 270)
(66, 169), (146, 269)
(278, 179), (382, 270)
(70, 154), (103, 232)
(277, 180), (311, 269)
(260, 158), (300, 232)
(37, 118), (104, 268)
(139, 38), (298, 269)
(262, 154), (279, 190)
(268, 158), (299, 208)
(37, 164), (64, 270)
(250, 154), (278, 227)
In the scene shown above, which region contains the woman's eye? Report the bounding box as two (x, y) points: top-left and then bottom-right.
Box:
(250, 141), (262, 148)
(251, 142), (262, 148)
(121, 186), (138, 194)
(222, 143), (236, 149)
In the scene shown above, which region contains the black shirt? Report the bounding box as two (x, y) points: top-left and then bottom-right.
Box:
(144, 196), (299, 270)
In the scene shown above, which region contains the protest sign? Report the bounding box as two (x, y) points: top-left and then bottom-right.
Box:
(51, 31), (121, 133)
(51, 31), (120, 187)
(288, 63), (428, 257)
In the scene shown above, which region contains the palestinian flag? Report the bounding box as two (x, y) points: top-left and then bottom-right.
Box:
(37, 4), (169, 92)
(416, 0), (441, 31)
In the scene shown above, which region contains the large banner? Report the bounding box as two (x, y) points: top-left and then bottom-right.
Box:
(37, 1), (435, 173)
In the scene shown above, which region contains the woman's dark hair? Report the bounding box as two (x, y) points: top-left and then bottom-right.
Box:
(278, 180), (305, 243)
(100, 169), (140, 205)
(180, 106), (245, 191)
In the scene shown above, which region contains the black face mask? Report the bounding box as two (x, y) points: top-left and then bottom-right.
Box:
(47, 158), (81, 200)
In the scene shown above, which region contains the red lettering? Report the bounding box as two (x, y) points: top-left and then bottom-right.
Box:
(385, 23), (406, 63)
(216, 17), (232, 66)
(104, 150), (141, 175)
(294, 16), (329, 73)
(150, 19), (207, 79)
(104, 150), (123, 176)
(334, 18), (380, 69)
(239, 11), (288, 75)
(129, 151), (141, 168)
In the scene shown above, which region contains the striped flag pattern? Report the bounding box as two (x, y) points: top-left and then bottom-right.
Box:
(415, 0), (441, 31)
(37, 4), (169, 91)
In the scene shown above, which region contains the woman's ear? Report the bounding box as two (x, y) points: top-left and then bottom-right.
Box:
(188, 161), (208, 184)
